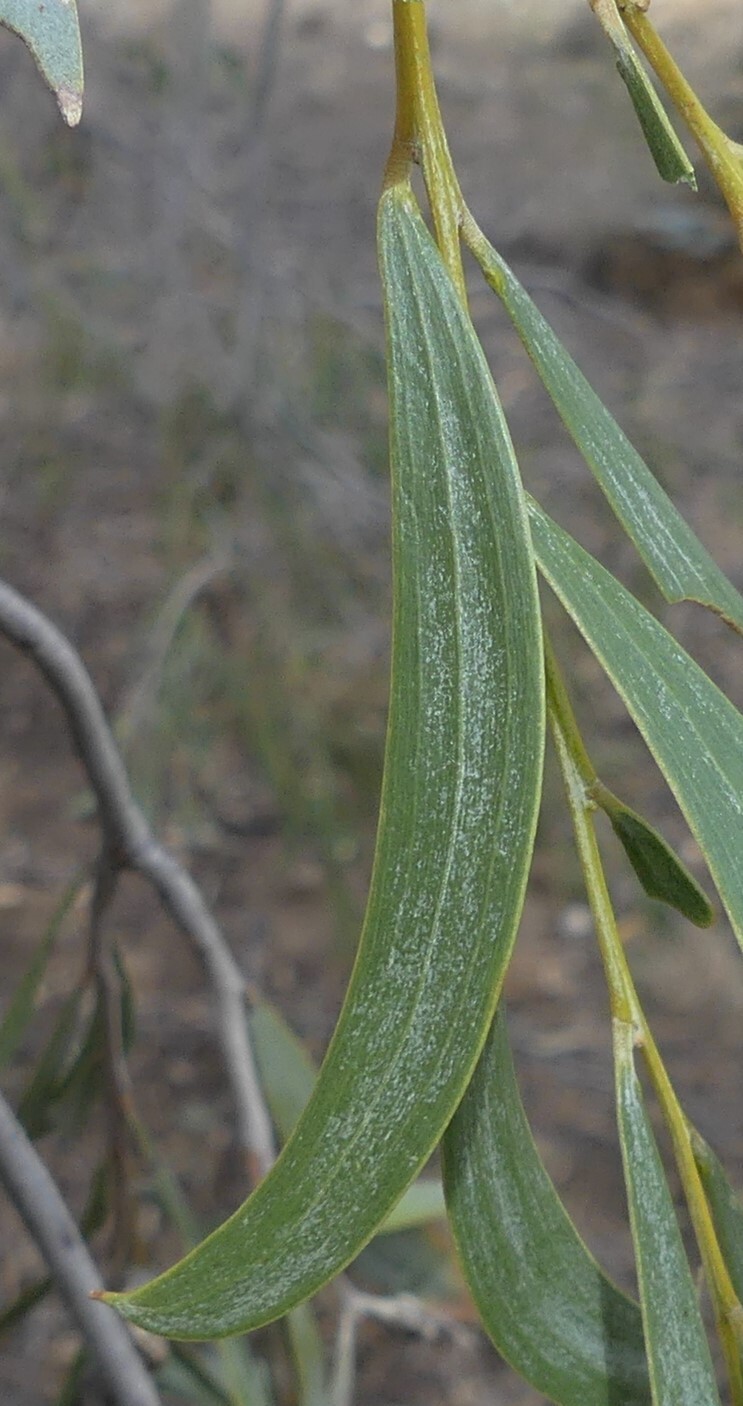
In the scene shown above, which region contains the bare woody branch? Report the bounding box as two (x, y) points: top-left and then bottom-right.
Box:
(0, 576), (275, 1180)
(0, 1091), (161, 1406)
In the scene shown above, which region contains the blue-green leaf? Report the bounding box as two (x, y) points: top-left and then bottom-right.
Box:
(444, 1007), (650, 1406)
(614, 50), (695, 187)
(466, 232), (743, 633)
(614, 1021), (721, 1405)
(103, 180), (544, 1340)
(0, 0), (83, 125)
(529, 501), (743, 951)
(587, 0), (694, 186)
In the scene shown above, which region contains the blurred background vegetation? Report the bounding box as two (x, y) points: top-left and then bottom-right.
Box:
(0, 0), (742, 1401)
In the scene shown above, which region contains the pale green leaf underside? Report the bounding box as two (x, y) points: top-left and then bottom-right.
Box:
(474, 241), (743, 633)
(0, 0), (83, 125)
(106, 183), (544, 1340)
(530, 501), (743, 952)
(443, 1008), (650, 1406)
(614, 1023), (721, 1405)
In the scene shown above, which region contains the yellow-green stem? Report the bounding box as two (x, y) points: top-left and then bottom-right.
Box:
(385, 6), (743, 1382)
(545, 644), (633, 1022)
(385, 0), (466, 300)
(546, 644), (743, 1399)
(622, 3), (743, 248)
(544, 637), (597, 792)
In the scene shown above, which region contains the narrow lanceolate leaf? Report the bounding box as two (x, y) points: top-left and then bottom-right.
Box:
(614, 1021), (721, 1405)
(469, 235), (743, 633)
(594, 786), (714, 928)
(691, 1131), (743, 1303)
(0, 0), (83, 125)
(589, 0), (695, 186)
(613, 50), (695, 187)
(529, 502), (743, 952)
(443, 1008), (650, 1406)
(104, 180), (544, 1339)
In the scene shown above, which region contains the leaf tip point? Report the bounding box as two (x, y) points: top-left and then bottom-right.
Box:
(58, 87), (83, 126)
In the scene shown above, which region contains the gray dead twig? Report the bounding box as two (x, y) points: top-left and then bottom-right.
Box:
(0, 576), (275, 1179)
(0, 1091), (161, 1406)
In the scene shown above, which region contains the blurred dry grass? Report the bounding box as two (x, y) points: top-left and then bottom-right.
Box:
(0, 1), (742, 1401)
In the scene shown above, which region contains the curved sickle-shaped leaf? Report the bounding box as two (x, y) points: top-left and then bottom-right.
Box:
(594, 787), (714, 928)
(529, 501), (743, 952)
(104, 181), (544, 1340)
(614, 1021), (721, 1405)
(469, 237), (743, 634)
(0, 0), (83, 125)
(443, 1007), (651, 1406)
